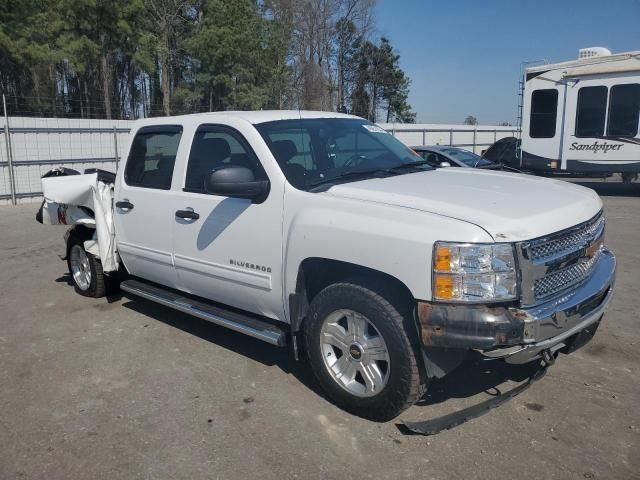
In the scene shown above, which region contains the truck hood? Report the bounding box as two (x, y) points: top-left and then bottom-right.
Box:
(324, 168), (602, 242)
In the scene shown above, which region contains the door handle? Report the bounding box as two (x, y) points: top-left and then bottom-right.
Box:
(175, 209), (200, 220)
(116, 200), (134, 210)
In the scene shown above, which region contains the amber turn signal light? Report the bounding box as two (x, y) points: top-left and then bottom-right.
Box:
(434, 274), (456, 300)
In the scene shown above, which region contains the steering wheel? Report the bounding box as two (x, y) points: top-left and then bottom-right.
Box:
(342, 154), (366, 169)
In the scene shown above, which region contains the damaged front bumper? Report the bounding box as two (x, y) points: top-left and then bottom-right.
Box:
(417, 249), (616, 364)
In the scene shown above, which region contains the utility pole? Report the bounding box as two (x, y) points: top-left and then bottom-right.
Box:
(2, 94), (17, 205)
(113, 125), (119, 170)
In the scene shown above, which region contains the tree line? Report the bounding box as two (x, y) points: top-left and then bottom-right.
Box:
(0, 0), (415, 122)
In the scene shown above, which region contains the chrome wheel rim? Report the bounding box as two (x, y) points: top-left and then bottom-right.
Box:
(69, 245), (91, 291)
(320, 309), (390, 397)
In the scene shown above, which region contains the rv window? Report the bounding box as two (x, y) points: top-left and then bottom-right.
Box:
(607, 84), (640, 137)
(530, 89), (558, 138)
(576, 86), (607, 137)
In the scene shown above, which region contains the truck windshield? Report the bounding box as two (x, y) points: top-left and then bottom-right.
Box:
(255, 118), (430, 191)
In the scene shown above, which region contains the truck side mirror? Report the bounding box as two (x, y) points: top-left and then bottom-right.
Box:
(204, 166), (269, 202)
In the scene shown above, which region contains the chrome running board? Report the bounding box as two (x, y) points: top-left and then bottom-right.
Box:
(120, 279), (286, 346)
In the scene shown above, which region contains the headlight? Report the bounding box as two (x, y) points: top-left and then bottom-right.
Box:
(432, 242), (517, 302)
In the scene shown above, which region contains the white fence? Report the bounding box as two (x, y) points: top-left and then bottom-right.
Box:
(378, 123), (519, 153)
(0, 116), (518, 205)
(0, 117), (133, 205)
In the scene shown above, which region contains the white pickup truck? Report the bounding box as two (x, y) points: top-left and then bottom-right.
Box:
(39, 111), (616, 421)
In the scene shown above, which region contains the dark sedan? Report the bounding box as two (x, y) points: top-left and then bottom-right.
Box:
(411, 145), (505, 169)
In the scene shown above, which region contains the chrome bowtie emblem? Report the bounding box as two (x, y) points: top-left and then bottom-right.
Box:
(585, 238), (603, 259)
(349, 344), (363, 360)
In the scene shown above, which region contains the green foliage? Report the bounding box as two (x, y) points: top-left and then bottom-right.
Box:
(335, 17), (359, 113)
(350, 37), (416, 123)
(189, 0), (272, 110)
(464, 115), (478, 125)
(0, 0), (415, 122)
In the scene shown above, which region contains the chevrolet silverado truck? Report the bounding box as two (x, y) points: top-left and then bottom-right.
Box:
(38, 111), (616, 421)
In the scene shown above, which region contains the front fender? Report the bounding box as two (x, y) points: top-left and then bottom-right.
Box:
(282, 186), (492, 319)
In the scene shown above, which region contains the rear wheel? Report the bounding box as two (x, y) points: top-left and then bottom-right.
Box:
(67, 238), (105, 298)
(304, 281), (425, 421)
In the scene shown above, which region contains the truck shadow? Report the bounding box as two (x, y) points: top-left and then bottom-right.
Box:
(55, 273), (73, 286)
(571, 180), (640, 197)
(416, 352), (540, 407)
(56, 274), (127, 299)
(121, 296), (542, 410)
(120, 297), (326, 398)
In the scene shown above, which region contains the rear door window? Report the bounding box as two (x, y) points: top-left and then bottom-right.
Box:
(530, 89), (558, 138)
(124, 126), (182, 189)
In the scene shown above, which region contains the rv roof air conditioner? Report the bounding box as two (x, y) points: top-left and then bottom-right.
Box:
(578, 47), (612, 59)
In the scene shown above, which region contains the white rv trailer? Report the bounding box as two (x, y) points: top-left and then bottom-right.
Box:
(520, 47), (640, 175)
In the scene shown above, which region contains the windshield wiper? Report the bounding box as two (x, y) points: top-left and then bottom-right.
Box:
(308, 161), (432, 191)
(387, 160), (433, 173)
(309, 169), (399, 190)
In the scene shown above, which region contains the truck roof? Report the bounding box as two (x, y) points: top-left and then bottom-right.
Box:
(132, 110), (361, 127)
(526, 49), (640, 76)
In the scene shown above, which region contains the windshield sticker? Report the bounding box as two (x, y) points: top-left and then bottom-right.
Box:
(362, 124), (389, 134)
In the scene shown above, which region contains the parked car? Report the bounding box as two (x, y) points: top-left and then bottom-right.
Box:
(411, 145), (501, 169)
(38, 111), (616, 422)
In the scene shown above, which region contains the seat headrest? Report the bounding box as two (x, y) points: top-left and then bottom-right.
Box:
(130, 140), (147, 158)
(190, 136), (231, 167)
(207, 137), (231, 162)
(156, 157), (172, 172)
(271, 140), (297, 164)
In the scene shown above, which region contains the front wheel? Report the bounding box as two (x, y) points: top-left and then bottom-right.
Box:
(304, 281), (425, 421)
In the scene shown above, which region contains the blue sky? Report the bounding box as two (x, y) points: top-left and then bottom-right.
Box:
(374, 0), (640, 125)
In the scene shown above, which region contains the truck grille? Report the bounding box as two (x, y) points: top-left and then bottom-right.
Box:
(529, 213), (605, 264)
(533, 250), (601, 300)
(518, 211), (604, 305)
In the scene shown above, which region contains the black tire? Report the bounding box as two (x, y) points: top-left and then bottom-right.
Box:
(66, 237), (106, 298)
(304, 280), (426, 421)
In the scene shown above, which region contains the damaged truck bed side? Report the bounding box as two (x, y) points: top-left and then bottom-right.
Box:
(38, 111), (616, 423)
(40, 170), (118, 271)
